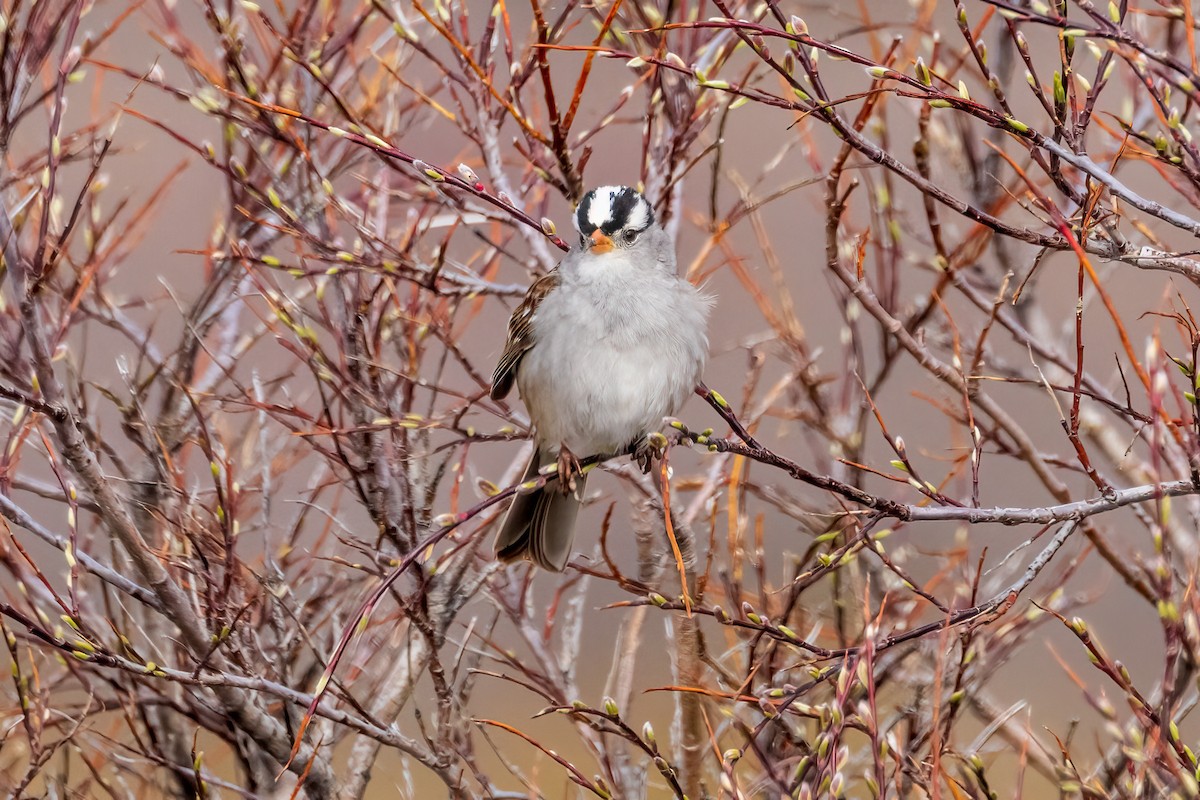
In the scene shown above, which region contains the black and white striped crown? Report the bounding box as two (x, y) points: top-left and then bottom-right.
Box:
(573, 186), (654, 236)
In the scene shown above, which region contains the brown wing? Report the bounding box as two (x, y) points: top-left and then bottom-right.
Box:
(490, 270), (559, 401)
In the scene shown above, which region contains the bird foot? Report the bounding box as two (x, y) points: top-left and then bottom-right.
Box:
(556, 444), (583, 496)
(633, 432), (669, 474)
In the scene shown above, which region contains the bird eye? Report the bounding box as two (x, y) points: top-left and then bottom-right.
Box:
(623, 229), (639, 244)
(579, 234), (588, 249)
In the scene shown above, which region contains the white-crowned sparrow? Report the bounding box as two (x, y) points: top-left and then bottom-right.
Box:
(490, 186), (711, 571)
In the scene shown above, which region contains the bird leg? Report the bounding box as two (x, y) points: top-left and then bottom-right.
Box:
(556, 444), (582, 495)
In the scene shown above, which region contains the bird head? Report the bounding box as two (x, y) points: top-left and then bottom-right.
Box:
(572, 186), (656, 256)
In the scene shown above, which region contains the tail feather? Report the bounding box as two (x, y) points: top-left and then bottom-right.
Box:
(495, 458), (584, 572)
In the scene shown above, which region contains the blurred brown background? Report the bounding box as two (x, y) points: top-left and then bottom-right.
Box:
(2, 0), (1198, 797)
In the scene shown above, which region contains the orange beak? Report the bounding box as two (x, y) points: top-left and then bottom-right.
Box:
(589, 229), (614, 254)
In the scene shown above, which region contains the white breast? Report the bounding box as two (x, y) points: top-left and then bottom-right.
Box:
(517, 259), (709, 459)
